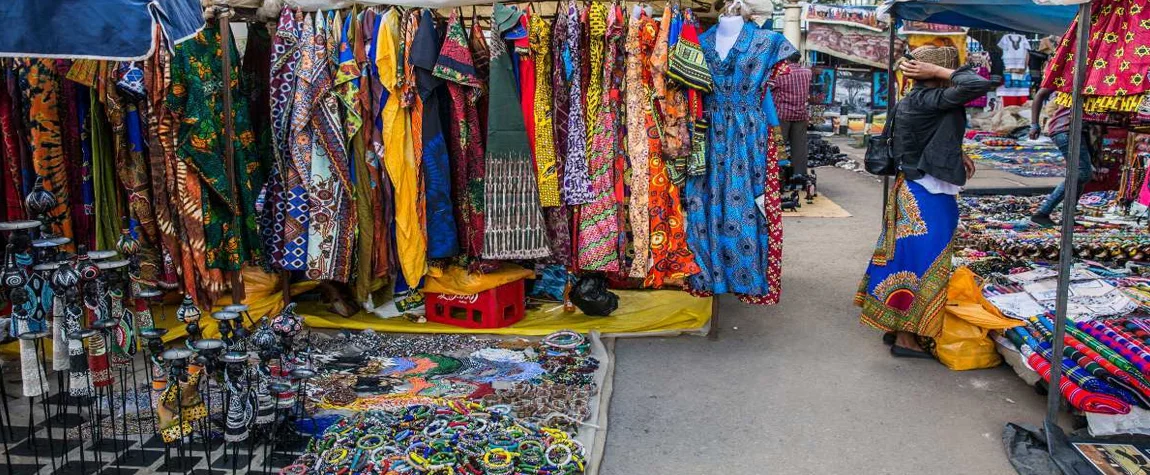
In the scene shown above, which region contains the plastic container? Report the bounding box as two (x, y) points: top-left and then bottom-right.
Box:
(425, 279), (526, 329)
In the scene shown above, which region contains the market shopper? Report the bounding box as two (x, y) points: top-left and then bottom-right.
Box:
(773, 53), (813, 178)
(1028, 87), (1093, 228)
(856, 46), (995, 358)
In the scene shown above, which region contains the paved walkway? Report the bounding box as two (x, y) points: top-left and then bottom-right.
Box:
(601, 161), (1045, 474)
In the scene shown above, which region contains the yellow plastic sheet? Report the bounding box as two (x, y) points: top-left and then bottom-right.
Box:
(298, 290), (712, 337)
(423, 264), (535, 295)
(935, 266), (1025, 371)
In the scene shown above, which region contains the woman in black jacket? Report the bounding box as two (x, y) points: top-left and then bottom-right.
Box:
(855, 46), (995, 358)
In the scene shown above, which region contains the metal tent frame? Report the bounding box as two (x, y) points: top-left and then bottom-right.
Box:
(882, 1), (1092, 472)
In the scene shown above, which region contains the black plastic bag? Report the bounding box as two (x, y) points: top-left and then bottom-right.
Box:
(570, 275), (618, 317)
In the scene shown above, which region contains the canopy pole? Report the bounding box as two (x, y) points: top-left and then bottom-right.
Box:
(882, 15), (896, 211)
(217, 7), (246, 305)
(1044, 3), (1090, 471)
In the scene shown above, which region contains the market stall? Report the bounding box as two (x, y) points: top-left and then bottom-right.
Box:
(881, 0), (1150, 473)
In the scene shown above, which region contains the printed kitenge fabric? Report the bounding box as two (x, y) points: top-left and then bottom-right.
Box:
(412, 9), (460, 260)
(545, 8), (574, 266)
(688, 22), (794, 303)
(434, 11), (486, 259)
(269, 8), (305, 271)
(169, 25), (268, 270)
(855, 176), (958, 337)
(577, 4), (623, 272)
(530, 15), (561, 208)
(624, 15), (656, 279)
(1043, 0), (1150, 113)
(560, 3), (594, 206)
(483, 6), (551, 260)
(647, 12), (700, 288)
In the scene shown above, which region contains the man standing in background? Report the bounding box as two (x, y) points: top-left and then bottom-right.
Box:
(773, 53), (813, 180)
(1028, 87), (1094, 228)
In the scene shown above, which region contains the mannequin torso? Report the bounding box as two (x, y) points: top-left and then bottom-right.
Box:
(715, 15), (745, 60)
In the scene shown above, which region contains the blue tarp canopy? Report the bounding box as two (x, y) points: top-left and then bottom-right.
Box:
(879, 0), (1078, 35)
(0, 0), (205, 60)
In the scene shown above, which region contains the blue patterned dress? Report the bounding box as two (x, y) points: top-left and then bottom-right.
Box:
(686, 22), (794, 303)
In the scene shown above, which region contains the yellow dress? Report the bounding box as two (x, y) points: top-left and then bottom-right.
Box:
(378, 9), (426, 286)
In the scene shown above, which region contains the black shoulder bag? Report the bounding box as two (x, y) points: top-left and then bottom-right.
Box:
(864, 101), (899, 176)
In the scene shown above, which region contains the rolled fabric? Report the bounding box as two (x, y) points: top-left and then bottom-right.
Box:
(1012, 327), (1127, 401)
(1028, 323), (1146, 406)
(1051, 318), (1150, 392)
(1077, 320), (1150, 375)
(1021, 344), (1130, 415)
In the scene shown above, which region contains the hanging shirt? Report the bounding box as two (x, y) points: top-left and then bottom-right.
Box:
(999, 33), (1030, 71)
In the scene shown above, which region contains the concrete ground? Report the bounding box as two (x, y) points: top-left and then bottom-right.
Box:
(601, 147), (1048, 474)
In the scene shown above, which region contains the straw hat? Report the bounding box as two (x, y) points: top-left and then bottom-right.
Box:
(902, 45), (960, 70)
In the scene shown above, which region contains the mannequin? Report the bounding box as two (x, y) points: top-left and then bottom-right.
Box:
(714, 15), (744, 60)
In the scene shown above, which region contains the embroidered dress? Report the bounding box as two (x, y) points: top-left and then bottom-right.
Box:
(577, 6), (624, 272)
(379, 9), (426, 286)
(624, 15), (653, 278)
(412, 9), (459, 259)
(855, 176), (958, 338)
(483, 4), (551, 260)
(645, 13), (700, 288)
(687, 22), (794, 302)
(434, 11), (486, 259)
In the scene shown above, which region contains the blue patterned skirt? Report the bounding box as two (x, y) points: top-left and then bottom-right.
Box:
(856, 175), (958, 338)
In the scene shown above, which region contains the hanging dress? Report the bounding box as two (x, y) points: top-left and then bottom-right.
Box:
(577, 4), (624, 272)
(434, 10), (486, 260)
(544, 7), (574, 265)
(560, 4), (594, 206)
(624, 12), (656, 279)
(412, 9), (460, 259)
(686, 21), (795, 303)
(18, 59), (74, 243)
(379, 9), (427, 286)
(530, 14), (561, 208)
(645, 9), (700, 288)
(483, 4), (551, 260)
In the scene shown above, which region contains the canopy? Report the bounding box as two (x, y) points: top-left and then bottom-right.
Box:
(879, 0), (1077, 35)
(0, 0), (205, 60)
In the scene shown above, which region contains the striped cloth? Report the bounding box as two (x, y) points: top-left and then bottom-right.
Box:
(1077, 319), (1150, 375)
(1019, 341), (1130, 415)
(1034, 317), (1150, 404)
(773, 66), (811, 122)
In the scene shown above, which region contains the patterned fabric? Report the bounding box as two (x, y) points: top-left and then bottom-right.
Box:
(624, 15), (655, 279)
(577, 6), (623, 272)
(268, 8), (302, 270)
(652, 8), (690, 182)
(667, 15), (713, 94)
(483, 6), (551, 260)
(855, 176), (957, 336)
(119, 104), (162, 283)
(1078, 319), (1150, 375)
(142, 33), (183, 289)
(772, 66), (812, 122)
(434, 10), (486, 259)
(470, 18), (491, 139)
(1013, 330), (1129, 415)
(560, 3), (594, 206)
(364, 9), (393, 280)
(530, 15), (561, 208)
(413, 9), (459, 260)
(1043, 0), (1150, 113)
(18, 59), (74, 242)
(168, 25), (268, 284)
(380, 9), (427, 286)
(644, 14), (699, 288)
(1031, 319), (1150, 405)
(0, 82), (24, 222)
(545, 8), (574, 266)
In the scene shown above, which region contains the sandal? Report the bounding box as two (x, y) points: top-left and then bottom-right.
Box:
(882, 332), (896, 346)
(890, 345), (934, 359)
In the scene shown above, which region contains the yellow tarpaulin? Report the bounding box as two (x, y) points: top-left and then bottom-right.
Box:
(298, 290), (712, 337)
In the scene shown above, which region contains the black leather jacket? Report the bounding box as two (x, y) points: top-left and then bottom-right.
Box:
(893, 66), (994, 187)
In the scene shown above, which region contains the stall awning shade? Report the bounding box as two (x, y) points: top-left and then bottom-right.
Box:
(0, 0), (205, 60)
(880, 0), (1077, 35)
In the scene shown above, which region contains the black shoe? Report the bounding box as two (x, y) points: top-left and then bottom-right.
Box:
(891, 345), (935, 359)
(1031, 213), (1056, 228)
(882, 332), (896, 346)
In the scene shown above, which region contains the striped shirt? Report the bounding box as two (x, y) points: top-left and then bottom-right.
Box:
(772, 66), (812, 122)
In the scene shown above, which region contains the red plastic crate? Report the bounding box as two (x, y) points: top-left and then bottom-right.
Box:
(425, 279), (526, 329)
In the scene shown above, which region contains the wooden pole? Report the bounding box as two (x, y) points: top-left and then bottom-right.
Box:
(217, 8), (246, 304)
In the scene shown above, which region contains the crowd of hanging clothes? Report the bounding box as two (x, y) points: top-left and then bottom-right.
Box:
(0, 0), (797, 313)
